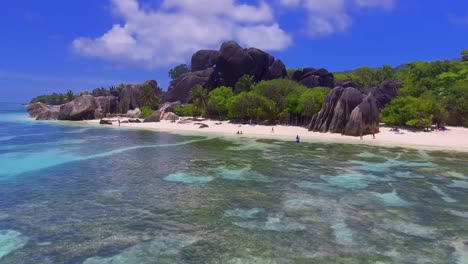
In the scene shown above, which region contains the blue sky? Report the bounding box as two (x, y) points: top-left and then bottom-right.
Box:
(1, 0), (467, 102)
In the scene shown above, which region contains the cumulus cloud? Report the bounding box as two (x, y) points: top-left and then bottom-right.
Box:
(72, 0), (292, 69)
(279, 0), (395, 36)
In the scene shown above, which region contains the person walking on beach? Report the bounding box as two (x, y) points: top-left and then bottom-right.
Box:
(118, 119), (121, 127)
(271, 127), (274, 133)
(296, 135), (300, 143)
(371, 127), (376, 139)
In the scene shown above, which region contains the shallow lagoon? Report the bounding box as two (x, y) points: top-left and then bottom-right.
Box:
(0, 104), (468, 263)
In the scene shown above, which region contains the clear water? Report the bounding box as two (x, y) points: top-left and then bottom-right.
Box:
(0, 103), (468, 263)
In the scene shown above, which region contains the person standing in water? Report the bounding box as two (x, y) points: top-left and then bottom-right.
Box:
(296, 135), (300, 143)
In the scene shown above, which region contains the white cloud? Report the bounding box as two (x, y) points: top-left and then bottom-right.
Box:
(72, 0), (292, 69)
(279, 0), (395, 36)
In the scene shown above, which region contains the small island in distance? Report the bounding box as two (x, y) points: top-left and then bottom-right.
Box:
(26, 41), (468, 150)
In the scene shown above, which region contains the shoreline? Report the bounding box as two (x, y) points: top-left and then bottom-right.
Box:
(73, 118), (468, 153)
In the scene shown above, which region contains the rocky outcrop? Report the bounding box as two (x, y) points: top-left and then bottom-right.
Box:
(165, 69), (218, 103)
(344, 94), (379, 136)
(191, 50), (221, 72)
(162, 112), (179, 121)
(291, 68), (334, 89)
(36, 108), (60, 120)
(92, 96), (119, 119)
(58, 95), (96, 121)
(119, 80), (162, 110)
(27, 102), (49, 118)
(144, 102), (182, 123)
(165, 41), (288, 103)
(367, 80), (402, 109)
(309, 80), (401, 136)
(126, 108), (141, 118)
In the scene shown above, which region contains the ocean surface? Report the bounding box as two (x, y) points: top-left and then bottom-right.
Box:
(0, 103), (467, 263)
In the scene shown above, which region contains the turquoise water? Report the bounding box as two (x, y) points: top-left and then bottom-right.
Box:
(0, 103), (468, 263)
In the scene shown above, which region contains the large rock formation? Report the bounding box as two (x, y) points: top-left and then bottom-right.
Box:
(94, 96), (118, 119)
(27, 102), (49, 118)
(119, 80), (162, 110)
(165, 69), (218, 103)
(58, 95), (96, 121)
(126, 108), (141, 118)
(144, 102), (182, 123)
(191, 50), (221, 72)
(165, 41), (288, 103)
(291, 68), (334, 89)
(36, 108), (60, 120)
(309, 80), (402, 136)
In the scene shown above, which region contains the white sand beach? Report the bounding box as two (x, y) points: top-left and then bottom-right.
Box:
(82, 118), (468, 152)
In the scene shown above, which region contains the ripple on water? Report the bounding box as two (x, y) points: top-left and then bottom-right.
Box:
(224, 208), (263, 219)
(163, 172), (214, 184)
(321, 173), (389, 190)
(218, 167), (271, 182)
(446, 210), (468, 219)
(449, 180), (468, 189)
(0, 230), (28, 260)
(83, 234), (199, 264)
(446, 171), (468, 180)
(381, 220), (436, 238)
(351, 159), (437, 173)
(451, 239), (468, 264)
(234, 216), (305, 232)
(372, 190), (413, 207)
(432, 186), (457, 203)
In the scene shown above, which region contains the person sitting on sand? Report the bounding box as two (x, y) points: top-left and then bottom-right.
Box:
(236, 130), (240, 135)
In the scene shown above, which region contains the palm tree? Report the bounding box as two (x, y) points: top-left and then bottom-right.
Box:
(189, 85), (209, 117)
(139, 84), (160, 109)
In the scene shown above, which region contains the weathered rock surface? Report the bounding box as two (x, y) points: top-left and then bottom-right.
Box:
(119, 80), (162, 110)
(292, 68), (334, 89)
(27, 102), (49, 118)
(165, 69), (218, 103)
(99, 119), (113, 125)
(344, 94), (379, 136)
(126, 108), (141, 118)
(58, 95), (96, 121)
(36, 108), (60, 120)
(309, 80), (401, 136)
(191, 50), (221, 72)
(165, 41), (287, 103)
(144, 102), (181, 123)
(162, 112), (180, 121)
(94, 96), (118, 119)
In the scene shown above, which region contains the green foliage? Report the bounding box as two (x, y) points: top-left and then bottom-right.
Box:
(207, 86), (234, 119)
(234, 74), (255, 94)
(380, 94), (448, 129)
(173, 104), (195, 117)
(462, 49), (468, 62)
(189, 85), (209, 117)
(228, 92), (275, 120)
(334, 65), (395, 87)
(140, 106), (154, 118)
(169, 64), (190, 80)
(79, 91), (89, 96)
(139, 84), (160, 110)
(30, 92), (72, 105)
(66, 90), (75, 102)
(297, 87), (330, 117)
